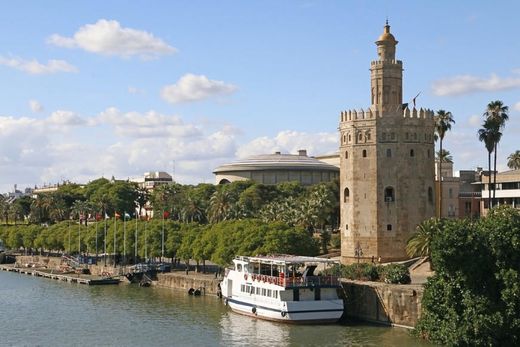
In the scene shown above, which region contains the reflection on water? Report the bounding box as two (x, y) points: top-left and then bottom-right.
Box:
(0, 271), (432, 346)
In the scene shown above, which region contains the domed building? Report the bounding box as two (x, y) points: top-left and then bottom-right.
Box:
(213, 149), (339, 185)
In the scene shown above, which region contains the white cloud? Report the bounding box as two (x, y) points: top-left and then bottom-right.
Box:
(161, 74), (237, 104)
(0, 56), (77, 74)
(95, 107), (202, 138)
(514, 102), (520, 112)
(468, 115), (481, 127)
(47, 19), (176, 59)
(0, 108), (241, 192)
(128, 86), (144, 95)
(236, 130), (338, 158)
(29, 100), (44, 113)
(432, 72), (520, 96)
(48, 110), (85, 126)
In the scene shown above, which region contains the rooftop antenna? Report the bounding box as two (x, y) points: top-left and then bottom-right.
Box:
(412, 92), (421, 108)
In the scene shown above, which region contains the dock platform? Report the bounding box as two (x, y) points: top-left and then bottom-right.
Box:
(0, 264), (120, 285)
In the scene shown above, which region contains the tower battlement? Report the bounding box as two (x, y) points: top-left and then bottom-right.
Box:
(340, 106), (434, 122)
(370, 59), (402, 67)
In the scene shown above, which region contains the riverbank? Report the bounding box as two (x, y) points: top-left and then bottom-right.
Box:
(6, 255), (424, 328)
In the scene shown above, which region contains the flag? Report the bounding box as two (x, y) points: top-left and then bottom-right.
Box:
(124, 212), (131, 219)
(115, 212), (121, 219)
(105, 213), (110, 220)
(163, 211), (170, 219)
(96, 214), (102, 221)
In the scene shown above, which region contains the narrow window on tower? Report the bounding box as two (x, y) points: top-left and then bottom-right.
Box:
(386, 148), (392, 157)
(345, 151), (348, 159)
(362, 149), (367, 157)
(428, 187), (433, 204)
(410, 149), (415, 157)
(387, 224), (392, 231)
(384, 187), (395, 202)
(344, 188), (350, 203)
(427, 149), (431, 158)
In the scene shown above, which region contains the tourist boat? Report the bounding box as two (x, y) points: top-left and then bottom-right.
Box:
(220, 255), (344, 323)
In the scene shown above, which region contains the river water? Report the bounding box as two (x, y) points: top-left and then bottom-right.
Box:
(0, 271), (432, 346)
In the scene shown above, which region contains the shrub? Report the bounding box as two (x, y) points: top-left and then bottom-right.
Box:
(381, 264), (411, 284)
(330, 234), (341, 249)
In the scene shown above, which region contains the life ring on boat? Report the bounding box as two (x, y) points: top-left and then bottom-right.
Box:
(267, 277), (272, 284)
(262, 275), (267, 282)
(281, 311), (287, 317)
(252, 307), (257, 315)
(244, 274), (248, 281)
(273, 277), (278, 285)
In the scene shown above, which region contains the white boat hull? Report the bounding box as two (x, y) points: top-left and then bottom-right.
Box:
(224, 295), (344, 323)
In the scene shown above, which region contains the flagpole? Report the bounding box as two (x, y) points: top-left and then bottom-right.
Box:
(114, 214), (117, 266)
(78, 213), (81, 260)
(95, 216), (98, 262)
(144, 218), (148, 261)
(161, 211), (165, 263)
(104, 212), (107, 266)
(68, 221), (71, 254)
(123, 212), (126, 266)
(135, 213), (138, 264)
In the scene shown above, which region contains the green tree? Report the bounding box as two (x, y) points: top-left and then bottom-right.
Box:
(415, 207), (520, 345)
(436, 149), (453, 163)
(478, 118), (501, 210)
(483, 100), (509, 207)
(434, 109), (455, 218)
(507, 150), (520, 170)
(406, 218), (443, 259)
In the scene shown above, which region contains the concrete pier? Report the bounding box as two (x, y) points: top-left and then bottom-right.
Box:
(155, 271), (221, 295)
(0, 264), (119, 285)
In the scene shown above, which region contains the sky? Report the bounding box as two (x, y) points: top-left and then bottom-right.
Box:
(1, 1), (519, 193)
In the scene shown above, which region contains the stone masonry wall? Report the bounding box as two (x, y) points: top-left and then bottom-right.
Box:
(341, 280), (423, 328)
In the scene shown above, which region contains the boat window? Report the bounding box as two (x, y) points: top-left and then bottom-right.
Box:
(256, 287), (260, 295)
(241, 284), (245, 292)
(250, 286), (255, 294)
(237, 264), (242, 272)
(262, 288), (267, 296)
(273, 291), (278, 299)
(267, 289), (272, 297)
(294, 288), (300, 301)
(314, 287), (321, 301)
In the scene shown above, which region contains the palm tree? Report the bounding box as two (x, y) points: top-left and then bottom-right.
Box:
(507, 150), (520, 170)
(207, 189), (236, 223)
(406, 218), (444, 259)
(436, 149), (453, 163)
(483, 100), (509, 206)
(434, 110), (455, 218)
(478, 119), (500, 210)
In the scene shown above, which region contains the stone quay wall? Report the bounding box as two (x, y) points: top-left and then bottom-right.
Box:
(341, 279), (423, 328)
(155, 272), (221, 295)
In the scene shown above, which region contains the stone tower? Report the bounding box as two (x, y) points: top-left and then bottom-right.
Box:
(339, 22), (435, 263)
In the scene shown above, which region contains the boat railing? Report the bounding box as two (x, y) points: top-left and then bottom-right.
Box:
(247, 273), (340, 288)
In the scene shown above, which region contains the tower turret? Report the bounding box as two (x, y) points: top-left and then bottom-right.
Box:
(370, 21), (403, 107)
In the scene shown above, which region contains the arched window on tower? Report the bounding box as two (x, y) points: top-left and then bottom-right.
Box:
(384, 187), (395, 202)
(344, 187), (350, 203)
(362, 149), (367, 158)
(345, 151), (348, 159)
(428, 187), (433, 204)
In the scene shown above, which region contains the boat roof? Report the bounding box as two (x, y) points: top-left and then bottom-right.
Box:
(234, 255), (338, 266)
